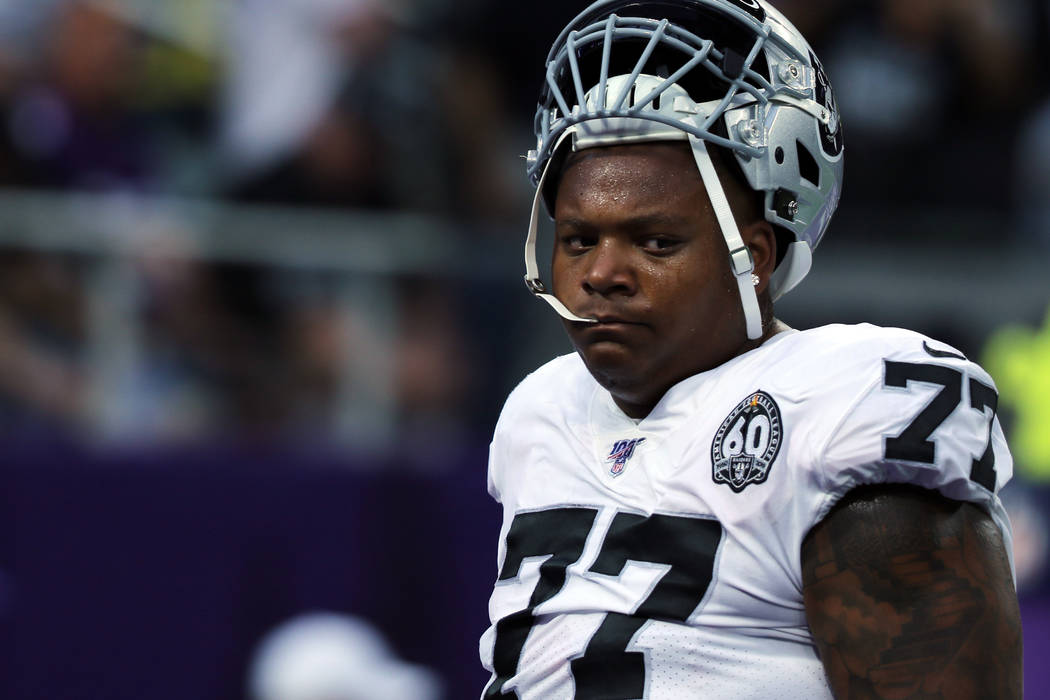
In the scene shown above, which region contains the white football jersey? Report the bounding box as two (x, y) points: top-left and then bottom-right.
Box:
(480, 324), (1013, 700)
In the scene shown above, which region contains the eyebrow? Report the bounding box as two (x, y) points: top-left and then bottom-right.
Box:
(555, 213), (691, 230)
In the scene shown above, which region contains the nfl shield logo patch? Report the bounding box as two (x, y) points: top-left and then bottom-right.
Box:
(606, 438), (645, 477)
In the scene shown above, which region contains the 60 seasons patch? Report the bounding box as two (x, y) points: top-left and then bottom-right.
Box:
(711, 391), (783, 492)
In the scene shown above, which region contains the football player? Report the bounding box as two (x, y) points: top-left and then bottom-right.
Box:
(480, 1), (1023, 698)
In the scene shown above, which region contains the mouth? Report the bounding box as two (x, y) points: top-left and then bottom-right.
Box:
(595, 315), (638, 325)
(569, 314), (648, 342)
(572, 312), (646, 326)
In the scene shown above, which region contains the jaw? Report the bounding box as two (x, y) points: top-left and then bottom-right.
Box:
(571, 338), (665, 419)
(568, 320), (756, 420)
(591, 369), (665, 420)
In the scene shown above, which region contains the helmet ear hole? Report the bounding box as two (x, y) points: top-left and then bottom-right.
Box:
(796, 140), (819, 187)
(773, 226), (792, 268)
(774, 147), (784, 164)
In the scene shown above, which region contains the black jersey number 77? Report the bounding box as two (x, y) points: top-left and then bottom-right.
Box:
(484, 507), (723, 699)
(883, 361), (999, 490)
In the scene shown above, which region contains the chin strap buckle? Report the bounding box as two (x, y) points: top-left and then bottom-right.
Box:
(729, 245), (755, 277)
(525, 277), (547, 294)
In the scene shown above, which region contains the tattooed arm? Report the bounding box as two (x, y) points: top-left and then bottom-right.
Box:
(801, 484), (1022, 699)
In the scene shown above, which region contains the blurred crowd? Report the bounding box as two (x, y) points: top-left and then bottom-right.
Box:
(0, 0), (524, 446)
(0, 0), (1047, 448)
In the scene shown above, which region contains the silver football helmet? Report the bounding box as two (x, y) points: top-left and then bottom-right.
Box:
(523, 0), (844, 339)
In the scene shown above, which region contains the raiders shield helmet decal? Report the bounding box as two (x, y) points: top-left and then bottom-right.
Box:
(711, 391), (783, 492)
(725, 0), (765, 21)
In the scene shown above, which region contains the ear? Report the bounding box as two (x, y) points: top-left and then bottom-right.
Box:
(741, 219), (776, 293)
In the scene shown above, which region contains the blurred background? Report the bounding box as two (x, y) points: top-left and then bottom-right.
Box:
(0, 0), (1048, 697)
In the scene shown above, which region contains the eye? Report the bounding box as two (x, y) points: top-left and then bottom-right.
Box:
(639, 236), (681, 254)
(559, 233), (596, 253)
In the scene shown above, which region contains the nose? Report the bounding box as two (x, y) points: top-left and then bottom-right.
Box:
(582, 238), (636, 296)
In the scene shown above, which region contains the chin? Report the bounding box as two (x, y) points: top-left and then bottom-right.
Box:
(577, 344), (649, 394)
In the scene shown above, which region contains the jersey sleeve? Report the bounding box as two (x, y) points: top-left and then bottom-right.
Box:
(487, 436), (503, 504)
(488, 386), (520, 506)
(813, 335), (1013, 532)
(486, 353), (589, 507)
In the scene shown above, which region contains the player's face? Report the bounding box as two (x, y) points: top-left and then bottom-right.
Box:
(551, 142), (756, 418)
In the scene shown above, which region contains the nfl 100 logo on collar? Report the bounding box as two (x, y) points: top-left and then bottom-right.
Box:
(711, 391), (783, 492)
(606, 438), (646, 477)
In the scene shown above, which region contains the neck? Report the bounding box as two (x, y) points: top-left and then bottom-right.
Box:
(611, 317), (793, 419)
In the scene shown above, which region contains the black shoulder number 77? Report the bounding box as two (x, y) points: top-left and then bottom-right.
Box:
(883, 361), (999, 490)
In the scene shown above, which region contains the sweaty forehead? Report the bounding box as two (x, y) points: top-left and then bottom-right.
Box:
(554, 142), (706, 215)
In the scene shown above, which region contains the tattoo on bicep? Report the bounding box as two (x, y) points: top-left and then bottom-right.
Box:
(801, 486), (1022, 699)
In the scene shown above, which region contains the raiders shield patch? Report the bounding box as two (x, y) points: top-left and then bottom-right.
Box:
(711, 391), (783, 492)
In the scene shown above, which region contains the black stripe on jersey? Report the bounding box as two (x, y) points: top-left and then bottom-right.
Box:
(922, 341), (968, 361)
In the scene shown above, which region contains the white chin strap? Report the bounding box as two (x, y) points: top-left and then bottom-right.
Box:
(524, 131), (764, 339)
(524, 132), (597, 323)
(688, 135), (764, 340)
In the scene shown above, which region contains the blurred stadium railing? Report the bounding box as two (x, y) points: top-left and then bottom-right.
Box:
(0, 188), (1047, 450)
(0, 188), (1046, 435)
